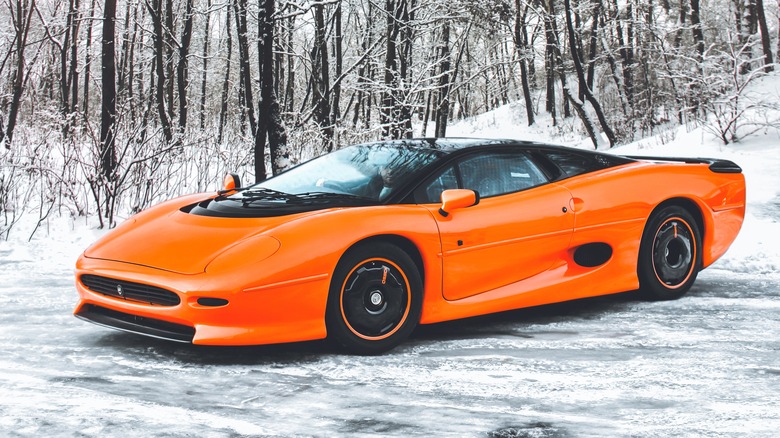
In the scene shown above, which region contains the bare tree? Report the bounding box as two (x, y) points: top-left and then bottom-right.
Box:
(82, 0), (96, 120)
(563, 0), (616, 146)
(514, 0), (535, 126)
(233, 0), (257, 139)
(148, 0), (173, 143)
(310, 1), (333, 149)
(754, 0), (774, 72)
(218, 4), (233, 144)
(100, 0), (118, 217)
(690, 0), (705, 61)
(177, 0), (195, 130)
(434, 21), (451, 137)
(199, 0), (212, 129)
(257, 0), (288, 176)
(3, 0), (36, 147)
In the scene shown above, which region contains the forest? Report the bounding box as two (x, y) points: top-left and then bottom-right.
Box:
(0, 0), (777, 234)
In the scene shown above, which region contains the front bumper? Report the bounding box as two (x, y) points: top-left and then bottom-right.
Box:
(74, 257), (331, 346)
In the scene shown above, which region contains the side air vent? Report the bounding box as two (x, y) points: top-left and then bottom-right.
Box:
(573, 243), (613, 267)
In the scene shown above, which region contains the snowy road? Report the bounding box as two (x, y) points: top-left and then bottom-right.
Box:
(1, 246), (778, 437)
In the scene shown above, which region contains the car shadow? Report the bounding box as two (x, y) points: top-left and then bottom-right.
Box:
(88, 290), (643, 365)
(412, 290), (640, 343)
(89, 331), (333, 365)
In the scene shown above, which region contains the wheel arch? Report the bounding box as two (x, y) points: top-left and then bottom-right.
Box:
(342, 234), (426, 288)
(645, 197), (705, 244)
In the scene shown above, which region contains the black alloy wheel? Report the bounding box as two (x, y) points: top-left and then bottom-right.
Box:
(638, 205), (702, 300)
(326, 242), (422, 354)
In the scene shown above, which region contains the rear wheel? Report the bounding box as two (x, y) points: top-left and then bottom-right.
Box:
(326, 242), (422, 354)
(638, 205), (702, 300)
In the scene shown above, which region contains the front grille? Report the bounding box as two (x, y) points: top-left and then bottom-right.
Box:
(80, 275), (181, 306)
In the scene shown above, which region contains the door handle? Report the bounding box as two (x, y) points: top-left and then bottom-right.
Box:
(569, 197), (584, 212)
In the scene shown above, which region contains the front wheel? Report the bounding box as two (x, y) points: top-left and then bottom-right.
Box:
(326, 242), (423, 354)
(638, 205), (702, 300)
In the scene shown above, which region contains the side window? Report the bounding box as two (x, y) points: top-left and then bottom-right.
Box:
(413, 166), (458, 204)
(458, 152), (548, 198)
(541, 150), (622, 178)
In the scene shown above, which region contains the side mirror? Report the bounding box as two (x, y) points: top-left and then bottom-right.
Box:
(222, 173), (241, 192)
(439, 189), (479, 217)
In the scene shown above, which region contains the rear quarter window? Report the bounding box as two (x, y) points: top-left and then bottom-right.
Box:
(541, 150), (630, 178)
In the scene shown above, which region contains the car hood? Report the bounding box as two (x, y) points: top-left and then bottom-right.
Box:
(83, 197), (313, 274)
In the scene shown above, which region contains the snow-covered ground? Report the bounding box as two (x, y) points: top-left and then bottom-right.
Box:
(1, 106), (779, 436)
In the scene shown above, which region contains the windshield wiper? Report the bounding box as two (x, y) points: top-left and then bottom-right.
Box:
(223, 188), (375, 207)
(237, 188), (300, 205)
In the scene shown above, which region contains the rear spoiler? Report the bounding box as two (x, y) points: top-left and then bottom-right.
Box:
(623, 156), (742, 174)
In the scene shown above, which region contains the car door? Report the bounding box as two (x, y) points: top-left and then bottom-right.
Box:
(416, 151), (575, 301)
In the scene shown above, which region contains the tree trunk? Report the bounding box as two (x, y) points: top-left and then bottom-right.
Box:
(258, 0), (288, 177)
(331, 1), (343, 145)
(117, 0), (130, 94)
(61, 0), (78, 117)
(547, 0), (570, 119)
(399, 0), (415, 137)
(434, 21), (451, 138)
(148, 0), (173, 143)
(610, 0), (634, 107)
(514, 0), (535, 126)
(284, 15), (295, 113)
(233, 0), (257, 139)
(4, 0), (35, 147)
(199, 0), (211, 129)
(674, 0), (687, 48)
(311, 2), (333, 149)
(101, 0), (118, 182)
(177, 0), (194, 130)
(585, 0), (601, 93)
(736, 0), (755, 73)
(352, 14), (372, 129)
(164, 0), (174, 124)
(381, 0), (399, 138)
(690, 0), (705, 61)
(69, 0), (80, 114)
(754, 0), (774, 72)
(542, 4), (557, 126)
(217, 3), (233, 144)
(83, 0), (96, 120)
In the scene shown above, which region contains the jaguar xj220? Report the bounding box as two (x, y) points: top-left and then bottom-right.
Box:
(74, 138), (745, 354)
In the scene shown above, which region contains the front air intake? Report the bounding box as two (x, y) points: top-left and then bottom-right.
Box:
(80, 275), (181, 306)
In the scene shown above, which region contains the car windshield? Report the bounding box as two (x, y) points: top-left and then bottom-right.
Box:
(246, 144), (443, 202)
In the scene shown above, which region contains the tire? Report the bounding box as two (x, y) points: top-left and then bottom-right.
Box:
(638, 205), (702, 300)
(326, 242), (423, 355)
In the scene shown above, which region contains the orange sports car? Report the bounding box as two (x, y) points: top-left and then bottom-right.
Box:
(74, 138), (745, 354)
